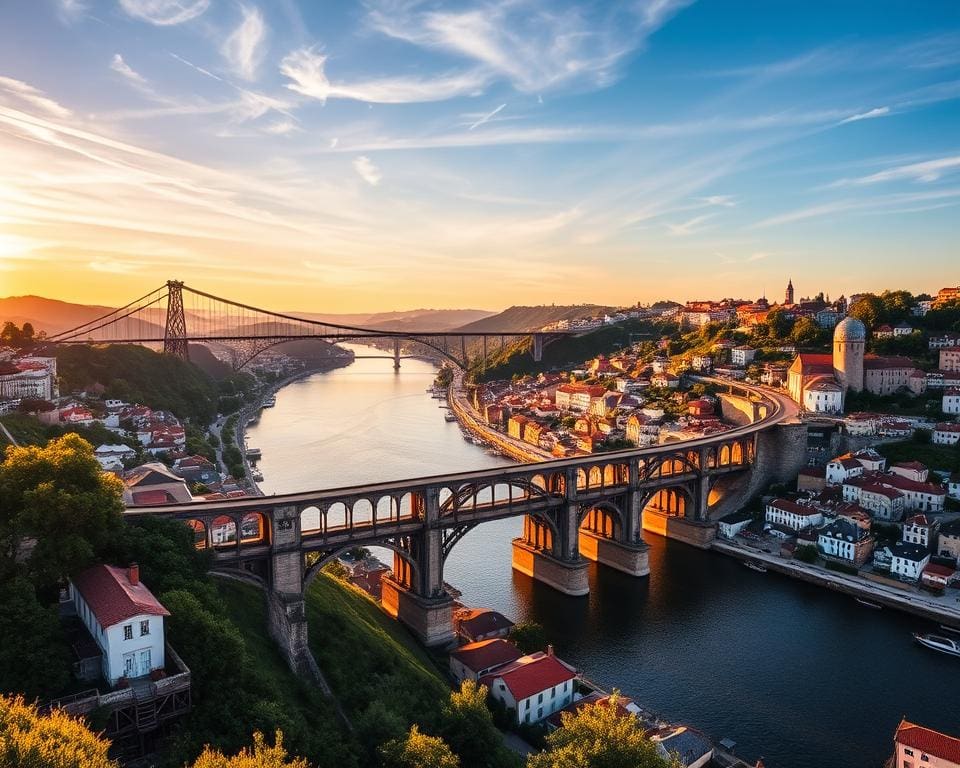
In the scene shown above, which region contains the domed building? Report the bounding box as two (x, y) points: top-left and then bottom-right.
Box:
(787, 315), (925, 414)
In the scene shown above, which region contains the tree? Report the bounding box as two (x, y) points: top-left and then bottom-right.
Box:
(794, 545), (818, 564)
(508, 621), (548, 654)
(0, 433), (124, 594)
(380, 725), (460, 768)
(790, 317), (821, 348)
(440, 681), (513, 768)
(765, 308), (793, 340)
(880, 290), (914, 322)
(0, 694), (116, 768)
(847, 295), (885, 330)
(190, 730), (309, 768)
(527, 692), (679, 768)
(0, 578), (70, 699)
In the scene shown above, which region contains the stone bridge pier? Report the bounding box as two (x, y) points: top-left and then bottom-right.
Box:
(266, 505), (313, 674)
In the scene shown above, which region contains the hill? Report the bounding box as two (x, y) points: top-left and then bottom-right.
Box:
(456, 304), (615, 333)
(56, 345), (222, 423)
(0, 295), (122, 335)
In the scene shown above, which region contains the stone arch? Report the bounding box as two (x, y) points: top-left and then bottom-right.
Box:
(351, 498), (374, 526)
(185, 518), (207, 549)
(210, 515), (237, 547)
(587, 465), (603, 489)
(719, 444), (732, 467)
(325, 502), (349, 530)
(239, 512), (268, 543)
(579, 501), (623, 540)
(644, 453), (697, 480)
(640, 485), (694, 519)
(440, 477), (548, 516)
(731, 441), (744, 464)
(520, 513), (559, 556)
(302, 540), (419, 591)
(300, 505), (323, 534)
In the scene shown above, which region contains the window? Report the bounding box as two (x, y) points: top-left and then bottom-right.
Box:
(538, 693), (543, 703)
(525, 700), (530, 710)
(123, 625), (133, 640)
(140, 620), (150, 636)
(904, 749), (914, 756)
(921, 756), (930, 763)
(551, 688), (556, 698)
(538, 707), (543, 719)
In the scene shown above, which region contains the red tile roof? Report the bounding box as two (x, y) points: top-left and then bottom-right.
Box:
(864, 355), (915, 370)
(131, 489), (176, 505)
(455, 608), (514, 639)
(768, 499), (822, 517)
(451, 639), (523, 673)
(896, 719), (960, 764)
(72, 564), (169, 628)
(482, 653), (576, 702)
(922, 563), (956, 579)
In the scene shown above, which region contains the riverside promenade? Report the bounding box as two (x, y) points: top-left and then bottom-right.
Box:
(715, 539), (960, 626)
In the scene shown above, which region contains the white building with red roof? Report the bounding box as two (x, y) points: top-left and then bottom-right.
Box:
(480, 647), (577, 726)
(933, 423), (960, 446)
(764, 499), (824, 531)
(894, 718), (960, 768)
(449, 639), (523, 683)
(69, 563), (170, 685)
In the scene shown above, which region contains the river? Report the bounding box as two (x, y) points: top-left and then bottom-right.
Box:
(246, 344), (958, 768)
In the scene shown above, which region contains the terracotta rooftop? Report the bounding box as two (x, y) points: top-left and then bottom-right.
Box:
(896, 719), (960, 764)
(450, 639), (522, 673)
(481, 652), (577, 702)
(72, 564), (169, 629)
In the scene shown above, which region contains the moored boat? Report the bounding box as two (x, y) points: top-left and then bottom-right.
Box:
(913, 633), (960, 657)
(940, 624), (960, 635)
(855, 598), (882, 609)
(262, 396), (276, 407)
(742, 561), (767, 573)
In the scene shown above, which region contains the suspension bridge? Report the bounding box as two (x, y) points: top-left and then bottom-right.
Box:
(44, 281), (567, 370)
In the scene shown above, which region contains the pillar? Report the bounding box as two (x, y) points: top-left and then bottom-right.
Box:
(393, 338), (401, 371)
(267, 505), (310, 673)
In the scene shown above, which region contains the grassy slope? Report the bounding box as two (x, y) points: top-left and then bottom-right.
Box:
(456, 304), (614, 333)
(304, 573), (447, 725)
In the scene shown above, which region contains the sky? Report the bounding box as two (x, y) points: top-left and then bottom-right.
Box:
(0, 0), (958, 313)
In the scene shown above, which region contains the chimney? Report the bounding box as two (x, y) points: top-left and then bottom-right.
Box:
(128, 563), (139, 587)
(546, 644), (554, 657)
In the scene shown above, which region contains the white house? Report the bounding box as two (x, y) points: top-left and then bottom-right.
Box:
(802, 377), (843, 414)
(943, 388), (960, 415)
(879, 474), (947, 513)
(718, 510), (753, 539)
(858, 484), (906, 522)
(902, 514), (940, 551)
(765, 499), (824, 531)
(851, 449), (886, 473)
(480, 649), (577, 726)
(889, 543), (930, 582)
(691, 355), (712, 372)
(825, 456), (865, 485)
(933, 423), (960, 446)
(69, 564), (169, 685)
(950, 473), (960, 501)
(94, 444), (137, 469)
(731, 345), (757, 366)
(890, 461), (929, 483)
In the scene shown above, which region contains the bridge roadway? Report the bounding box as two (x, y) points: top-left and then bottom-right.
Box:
(127, 378), (799, 519)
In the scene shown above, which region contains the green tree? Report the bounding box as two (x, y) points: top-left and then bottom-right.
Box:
(847, 295), (885, 330)
(880, 290), (914, 322)
(794, 545), (818, 564)
(508, 621), (548, 654)
(440, 681), (515, 768)
(765, 308), (794, 340)
(527, 693), (679, 768)
(0, 578), (70, 699)
(0, 694), (116, 768)
(380, 726), (460, 768)
(791, 317), (821, 348)
(190, 730), (309, 768)
(0, 433), (124, 594)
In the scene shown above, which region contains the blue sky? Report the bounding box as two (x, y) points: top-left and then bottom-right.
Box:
(0, 0), (958, 311)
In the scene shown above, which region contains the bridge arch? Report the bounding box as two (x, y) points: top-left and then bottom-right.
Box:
(239, 512), (269, 544)
(643, 452), (699, 481)
(302, 541), (419, 591)
(639, 484), (695, 519)
(578, 501), (624, 540)
(439, 477), (551, 516)
(210, 514), (239, 547)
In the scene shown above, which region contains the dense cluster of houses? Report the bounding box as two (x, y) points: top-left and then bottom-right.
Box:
(474, 353), (733, 457)
(0, 349), (58, 411)
(722, 449), (960, 590)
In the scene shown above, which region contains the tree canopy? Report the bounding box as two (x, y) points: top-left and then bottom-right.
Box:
(527, 693), (679, 768)
(189, 731), (309, 768)
(0, 433), (124, 594)
(508, 621), (548, 655)
(0, 694), (116, 768)
(439, 681), (515, 768)
(0, 578), (69, 699)
(847, 295), (885, 330)
(380, 725), (460, 768)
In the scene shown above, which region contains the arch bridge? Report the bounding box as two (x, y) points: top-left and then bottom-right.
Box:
(129, 391), (805, 670)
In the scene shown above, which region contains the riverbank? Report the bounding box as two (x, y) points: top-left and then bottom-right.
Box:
(714, 539), (960, 627)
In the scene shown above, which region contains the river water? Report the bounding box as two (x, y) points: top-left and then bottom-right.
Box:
(247, 345), (958, 768)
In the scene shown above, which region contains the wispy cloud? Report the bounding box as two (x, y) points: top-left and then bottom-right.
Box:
(700, 195), (736, 207)
(353, 156), (382, 186)
(264, 119), (299, 135)
(368, 0), (693, 94)
(839, 106), (890, 124)
(0, 76), (71, 118)
(57, 0), (87, 23)
(110, 54), (148, 88)
(832, 156), (960, 186)
(718, 251), (767, 264)
(119, 0), (210, 26)
(280, 48), (488, 104)
(666, 212), (715, 236)
(221, 5), (267, 81)
(469, 103), (506, 130)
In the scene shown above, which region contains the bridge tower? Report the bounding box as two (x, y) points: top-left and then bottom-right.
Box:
(163, 280), (189, 359)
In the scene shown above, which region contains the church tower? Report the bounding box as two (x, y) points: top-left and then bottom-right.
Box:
(833, 317), (866, 395)
(785, 278), (794, 306)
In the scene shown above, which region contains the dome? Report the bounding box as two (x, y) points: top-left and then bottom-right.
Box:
(834, 316), (866, 343)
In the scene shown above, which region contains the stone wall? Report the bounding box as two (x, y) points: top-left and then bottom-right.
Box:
(718, 392), (761, 426)
(578, 530), (650, 576)
(511, 540), (589, 596)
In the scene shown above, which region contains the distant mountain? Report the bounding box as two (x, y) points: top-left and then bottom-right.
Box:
(1, 295), (495, 336)
(455, 305), (615, 333)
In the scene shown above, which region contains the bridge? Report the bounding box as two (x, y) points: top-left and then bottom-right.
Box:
(44, 280), (567, 370)
(128, 380), (805, 674)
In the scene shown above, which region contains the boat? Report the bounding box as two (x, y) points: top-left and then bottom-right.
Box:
(742, 561), (767, 573)
(444, 413), (458, 422)
(250, 468), (264, 482)
(855, 598), (883, 609)
(262, 396), (276, 407)
(913, 633), (960, 657)
(940, 624), (960, 635)
(245, 447), (262, 460)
